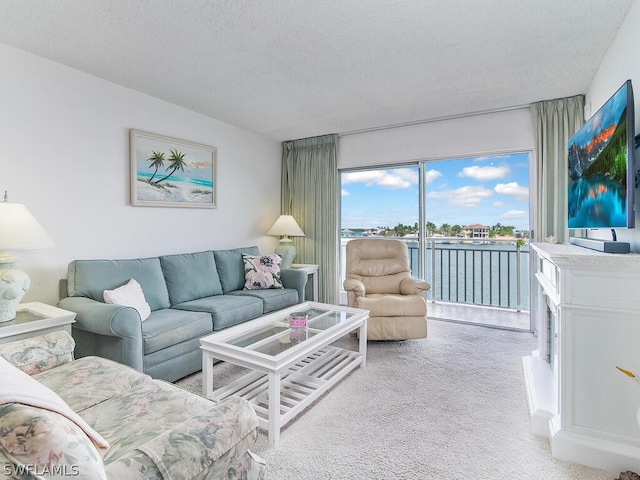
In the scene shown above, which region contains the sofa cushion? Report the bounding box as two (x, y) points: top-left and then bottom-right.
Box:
(34, 356), (151, 413)
(0, 403), (107, 480)
(142, 309), (213, 355)
(214, 246), (260, 293)
(160, 250), (223, 304)
(103, 278), (152, 320)
(67, 257), (171, 311)
(242, 253), (283, 289)
(228, 288), (299, 314)
(172, 295), (263, 331)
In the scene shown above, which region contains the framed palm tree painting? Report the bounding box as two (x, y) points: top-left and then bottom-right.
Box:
(130, 129), (217, 208)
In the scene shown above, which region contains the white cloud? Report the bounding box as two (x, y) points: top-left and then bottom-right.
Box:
(390, 168), (419, 183)
(342, 168), (420, 189)
(494, 182), (529, 201)
(501, 210), (527, 219)
(458, 165), (509, 181)
(427, 185), (493, 208)
(342, 171), (382, 185)
(424, 169), (442, 185)
(492, 201), (504, 207)
(341, 189), (349, 196)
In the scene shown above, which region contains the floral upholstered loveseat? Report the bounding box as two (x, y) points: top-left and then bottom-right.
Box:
(0, 331), (266, 479)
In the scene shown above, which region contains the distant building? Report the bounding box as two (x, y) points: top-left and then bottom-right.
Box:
(464, 224), (489, 238)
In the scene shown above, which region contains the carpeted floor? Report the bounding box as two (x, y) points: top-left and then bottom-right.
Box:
(176, 319), (616, 480)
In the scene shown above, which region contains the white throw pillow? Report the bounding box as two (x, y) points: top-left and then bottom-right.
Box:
(103, 279), (151, 321)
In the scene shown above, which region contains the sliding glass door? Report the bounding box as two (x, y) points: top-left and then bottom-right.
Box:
(340, 152), (531, 328)
(422, 153), (530, 311)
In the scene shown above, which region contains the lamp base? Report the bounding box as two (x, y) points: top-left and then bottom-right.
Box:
(0, 261), (30, 322)
(275, 239), (296, 269)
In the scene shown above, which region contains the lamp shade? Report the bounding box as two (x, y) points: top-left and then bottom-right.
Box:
(0, 193), (54, 322)
(0, 197), (54, 251)
(267, 215), (305, 237)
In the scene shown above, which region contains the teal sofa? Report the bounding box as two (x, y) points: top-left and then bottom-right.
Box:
(58, 246), (307, 382)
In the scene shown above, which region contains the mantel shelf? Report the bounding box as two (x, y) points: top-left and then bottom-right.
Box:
(532, 241), (640, 271)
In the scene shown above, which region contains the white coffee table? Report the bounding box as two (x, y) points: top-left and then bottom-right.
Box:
(200, 302), (368, 445)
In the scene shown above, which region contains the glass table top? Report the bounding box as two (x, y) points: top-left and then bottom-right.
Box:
(216, 305), (359, 358)
(0, 309), (48, 329)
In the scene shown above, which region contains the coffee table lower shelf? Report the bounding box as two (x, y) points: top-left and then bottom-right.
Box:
(211, 346), (362, 438)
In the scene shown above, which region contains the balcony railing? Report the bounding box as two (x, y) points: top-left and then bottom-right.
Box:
(340, 237), (530, 312)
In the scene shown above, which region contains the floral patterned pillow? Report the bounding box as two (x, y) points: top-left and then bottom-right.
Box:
(242, 254), (283, 290)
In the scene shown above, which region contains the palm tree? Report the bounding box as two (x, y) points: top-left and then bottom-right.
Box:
(153, 149), (186, 185)
(146, 150), (166, 183)
(451, 224), (463, 237)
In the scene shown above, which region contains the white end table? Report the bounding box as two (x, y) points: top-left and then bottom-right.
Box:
(0, 302), (76, 344)
(291, 263), (319, 301)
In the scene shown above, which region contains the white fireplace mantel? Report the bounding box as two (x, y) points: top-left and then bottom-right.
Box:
(524, 242), (640, 473)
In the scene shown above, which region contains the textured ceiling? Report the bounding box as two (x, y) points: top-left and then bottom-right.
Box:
(0, 1), (633, 141)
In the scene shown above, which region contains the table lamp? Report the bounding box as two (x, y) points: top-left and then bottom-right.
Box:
(267, 214), (305, 268)
(0, 192), (54, 322)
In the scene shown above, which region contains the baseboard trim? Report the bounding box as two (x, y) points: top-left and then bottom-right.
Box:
(551, 430), (640, 473)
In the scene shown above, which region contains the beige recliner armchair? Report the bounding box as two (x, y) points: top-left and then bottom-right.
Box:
(343, 238), (430, 340)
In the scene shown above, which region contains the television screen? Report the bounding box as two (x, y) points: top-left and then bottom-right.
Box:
(567, 80), (635, 229)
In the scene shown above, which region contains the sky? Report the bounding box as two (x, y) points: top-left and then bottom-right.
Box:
(341, 152), (530, 231)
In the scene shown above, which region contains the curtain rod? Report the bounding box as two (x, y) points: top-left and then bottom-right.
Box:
(338, 103), (530, 137)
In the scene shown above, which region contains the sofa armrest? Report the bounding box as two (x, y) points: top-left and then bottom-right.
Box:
(58, 296), (142, 337)
(400, 277), (431, 296)
(280, 268), (308, 303)
(106, 396), (262, 480)
(0, 331), (75, 375)
(57, 296), (144, 371)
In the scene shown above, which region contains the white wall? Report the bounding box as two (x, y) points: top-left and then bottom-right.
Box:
(583, 1), (640, 250)
(1, 44), (282, 305)
(338, 108), (535, 169)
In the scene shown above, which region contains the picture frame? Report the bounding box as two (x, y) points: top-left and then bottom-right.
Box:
(130, 129), (217, 208)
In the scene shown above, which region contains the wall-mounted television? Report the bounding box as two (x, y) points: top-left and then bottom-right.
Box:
(567, 79), (635, 232)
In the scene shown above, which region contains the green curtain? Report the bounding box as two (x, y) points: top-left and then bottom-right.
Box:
(281, 134), (339, 304)
(529, 95), (584, 243)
